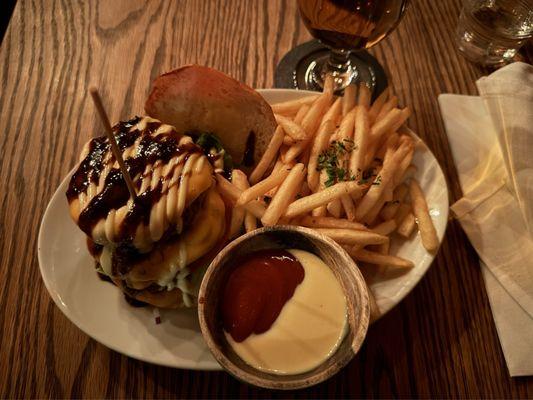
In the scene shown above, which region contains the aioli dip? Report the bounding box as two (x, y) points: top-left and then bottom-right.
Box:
(221, 248), (347, 375)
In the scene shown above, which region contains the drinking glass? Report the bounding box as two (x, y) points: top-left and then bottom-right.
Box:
(275, 0), (409, 94)
(456, 0), (533, 66)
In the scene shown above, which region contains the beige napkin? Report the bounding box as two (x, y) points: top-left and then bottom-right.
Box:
(439, 62), (533, 377)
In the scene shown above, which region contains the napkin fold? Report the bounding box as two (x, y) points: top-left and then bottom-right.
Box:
(439, 62), (533, 377)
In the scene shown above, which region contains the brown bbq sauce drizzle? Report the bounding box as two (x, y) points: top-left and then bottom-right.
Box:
(67, 117), (203, 241)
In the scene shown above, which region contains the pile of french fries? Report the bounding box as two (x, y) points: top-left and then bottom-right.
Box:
(216, 77), (439, 270)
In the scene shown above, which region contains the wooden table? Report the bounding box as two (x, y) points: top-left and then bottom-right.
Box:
(0, 0), (531, 398)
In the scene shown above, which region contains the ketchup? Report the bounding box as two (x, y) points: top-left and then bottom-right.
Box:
(221, 249), (305, 342)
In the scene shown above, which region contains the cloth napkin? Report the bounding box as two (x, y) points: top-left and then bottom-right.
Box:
(438, 62), (533, 377)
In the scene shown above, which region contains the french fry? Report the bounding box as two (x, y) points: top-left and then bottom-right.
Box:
(299, 143), (312, 165)
(271, 95), (318, 115)
(336, 108), (356, 142)
(296, 215), (368, 231)
(393, 145), (414, 185)
(398, 126), (424, 149)
(371, 219), (397, 235)
(280, 144), (290, 163)
(349, 105), (370, 179)
(398, 134), (414, 146)
(322, 113), (354, 218)
(215, 174), (266, 218)
(307, 98), (343, 191)
(362, 193), (388, 226)
(237, 167), (291, 206)
(392, 108), (411, 132)
(249, 125), (284, 184)
(275, 114), (307, 141)
(333, 110), (358, 218)
(340, 194), (356, 220)
(231, 169), (249, 189)
(380, 183), (409, 220)
(375, 95), (398, 121)
(323, 74), (334, 94)
(228, 170), (248, 238)
(364, 131), (398, 171)
(322, 96), (343, 122)
(285, 181), (365, 218)
(294, 103), (311, 123)
(283, 103), (311, 148)
(284, 86), (334, 163)
(357, 83), (372, 108)
(370, 109), (410, 162)
(307, 119), (336, 191)
(327, 199), (343, 218)
(244, 212), (257, 233)
(313, 228), (388, 246)
(283, 135), (296, 146)
(368, 87), (389, 123)
(375, 132), (400, 161)
(376, 240), (390, 256)
(312, 206), (327, 217)
(342, 84), (357, 116)
(261, 163), (306, 226)
(270, 159), (285, 176)
(370, 108), (403, 141)
(250, 102), (311, 184)
(403, 164), (418, 181)
(397, 212), (416, 238)
(349, 248), (414, 269)
(410, 179), (438, 252)
(355, 142), (412, 221)
(394, 203), (411, 226)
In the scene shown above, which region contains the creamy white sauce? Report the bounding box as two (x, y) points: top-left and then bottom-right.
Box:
(225, 249), (347, 375)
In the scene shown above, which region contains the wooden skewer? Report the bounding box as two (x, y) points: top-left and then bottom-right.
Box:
(89, 87), (137, 200)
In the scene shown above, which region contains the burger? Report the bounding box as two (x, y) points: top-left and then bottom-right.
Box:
(67, 65), (276, 308)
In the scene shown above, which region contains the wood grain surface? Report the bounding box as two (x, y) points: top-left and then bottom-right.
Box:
(0, 0), (531, 398)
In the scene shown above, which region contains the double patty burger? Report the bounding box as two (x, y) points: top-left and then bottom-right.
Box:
(67, 65), (276, 308)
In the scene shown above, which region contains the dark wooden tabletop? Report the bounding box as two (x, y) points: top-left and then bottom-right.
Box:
(0, 0), (532, 398)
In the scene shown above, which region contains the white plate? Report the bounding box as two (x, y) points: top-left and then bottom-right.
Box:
(38, 89), (449, 371)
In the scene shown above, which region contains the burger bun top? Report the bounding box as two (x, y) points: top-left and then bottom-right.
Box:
(145, 65), (276, 172)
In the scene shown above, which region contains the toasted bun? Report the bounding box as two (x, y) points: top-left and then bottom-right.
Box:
(145, 65), (276, 172)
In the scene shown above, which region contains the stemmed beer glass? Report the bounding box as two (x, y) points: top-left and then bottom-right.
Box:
(275, 0), (409, 95)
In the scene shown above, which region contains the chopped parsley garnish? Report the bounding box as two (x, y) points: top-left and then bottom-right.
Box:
(317, 140), (355, 187)
(316, 140), (375, 187)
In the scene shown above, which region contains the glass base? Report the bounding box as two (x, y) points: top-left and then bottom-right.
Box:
(275, 40), (388, 99)
(310, 52), (359, 92)
(456, 15), (522, 67)
(455, 9), (528, 67)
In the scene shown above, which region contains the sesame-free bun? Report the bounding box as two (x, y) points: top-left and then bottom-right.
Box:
(145, 65), (276, 171)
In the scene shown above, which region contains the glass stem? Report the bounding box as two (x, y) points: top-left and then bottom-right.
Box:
(316, 48), (357, 92)
(327, 48), (352, 75)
